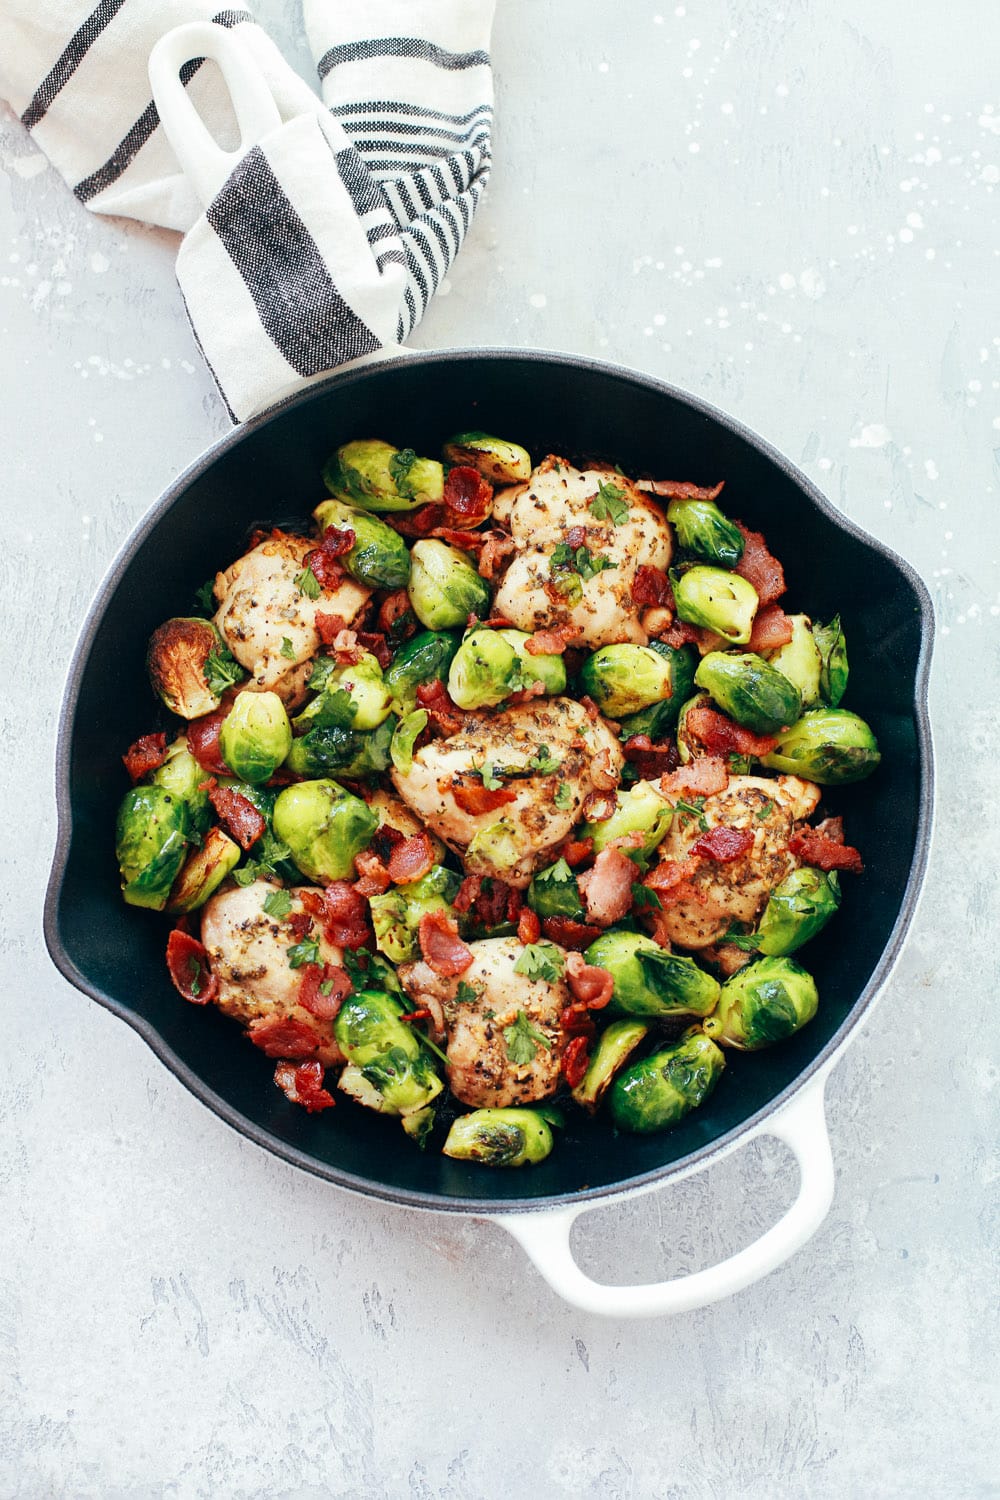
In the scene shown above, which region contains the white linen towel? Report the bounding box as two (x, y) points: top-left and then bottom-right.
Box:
(0, 1), (494, 418)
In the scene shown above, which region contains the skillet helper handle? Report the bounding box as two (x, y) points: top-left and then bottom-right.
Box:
(492, 1072), (834, 1318)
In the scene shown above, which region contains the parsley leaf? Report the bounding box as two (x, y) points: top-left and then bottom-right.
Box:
(319, 978), (335, 997)
(480, 763), (504, 791)
(287, 938), (320, 970)
(187, 955), (202, 998)
(455, 980), (479, 1005)
(527, 745), (561, 774)
(307, 687), (356, 731)
(674, 796), (709, 832)
(279, 637), (296, 660)
(589, 480), (630, 525)
(194, 578), (216, 615)
(722, 926), (762, 952)
(755, 799), (775, 821)
(513, 942), (565, 983)
(388, 447), (418, 497)
(204, 645), (246, 698)
(307, 656), (336, 692)
(295, 565), (321, 600)
(232, 831), (292, 888)
(550, 542), (618, 586)
(553, 781), (573, 810)
(631, 883), (663, 910)
(263, 888), (292, 920)
(503, 1009), (553, 1065)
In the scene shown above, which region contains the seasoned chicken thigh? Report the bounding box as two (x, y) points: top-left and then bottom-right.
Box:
(391, 696), (623, 887)
(200, 880), (345, 1065)
(493, 457), (672, 647)
(650, 774), (821, 949)
(213, 530), (369, 703)
(400, 937), (568, 1108)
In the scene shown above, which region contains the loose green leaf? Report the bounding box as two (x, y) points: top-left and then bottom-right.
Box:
(194, 578), (216, 616)
(188, 955), (202, 997)
(232, 830), (293, 888)
(513, 942), (565, 983)
(204, 645), (246, 697)
(481, 763), (504, 791)
(390, 709), (428, 774)
(503, 1009), (553, 1064)
(295, 565), (321, 600)
(287, 938), (320, 969)
(589, 480), (631, 525)
(279, 637), (296, 661)
(455, 980), (480, 1005)
(527, 745), (562, 774)
(631, 883), (662, 910)
(263, 888), (293, 920)
(307, 688), (357, 731)
(319, 978), (335, 996)
(674, 796), (709, 831)
(722, 926), (763, 952)
(307, 656), (337, 692)
(553, 781), (573, 810)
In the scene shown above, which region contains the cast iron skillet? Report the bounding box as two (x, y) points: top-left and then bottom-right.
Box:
(44, 350), (934, 1314)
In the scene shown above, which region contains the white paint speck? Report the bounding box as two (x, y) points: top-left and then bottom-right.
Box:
(721, 101), (734, 115)
(8, 153), (47, 180)
(437, 278), (451, 296)
(598, 61), (609, 73)
(981, 165), (1000, 183)
(688, 142), (700, 153)
(906, 212), (924, 228)
(899, 228), (914, 243)
(653, 313), (666, 326)
(778, 272), (796, 290)
(776, 83), (789, 98)
(799, 267), (826, 299)
(818, 458), (833, 470)
(924, 459), (939, 480)
(850, 423), (892, 449)
(529, 293), (547, 309)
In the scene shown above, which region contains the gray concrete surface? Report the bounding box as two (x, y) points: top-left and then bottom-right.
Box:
(1, 1), (997, 1495)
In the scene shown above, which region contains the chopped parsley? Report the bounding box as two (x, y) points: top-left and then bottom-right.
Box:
(527, 745), (562, 774)
(307, 687), (356, 731)
(319, 978), (335, 997)
(550, 541), (619, 582)
(722, 927), (762, 952)
(503, 1009), (553, 1065)
(589, 480), (631, 525)
(232, 831), (293, 888)
(287, 937), (320, 970)
(307, 656), (336, 692)
(263, 888), (293, 921)
(755, 799), (776, 821)
(388, 446), (419, 497)
(513, 941), (565, 983)
(194, 578), (216, 615)
(295, 564), (321, 600)
(553, 781), (573, 810)
(187, 955), (203, 997)
(674, 796), (709, 832)
(480, 763), (504, 791)
(204, 645), (245, 697)
(631, 883), (663, 911)
(279, 637), (296, 660)
(455, 980), (480, 1005)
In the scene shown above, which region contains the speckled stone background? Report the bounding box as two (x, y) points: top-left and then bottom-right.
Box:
(2, 2), (997, 1496)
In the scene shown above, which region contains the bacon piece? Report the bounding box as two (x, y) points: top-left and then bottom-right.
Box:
(660, 755), (730, 800)
(518, 908), (541, 945)
(384, 505), (447, 538)
(417, 911), (474, 976)
(443, 465), (494, 526)
(684, 706), (779, 759)
(639, 478), (725, 501)
(658, 619), (703, 649)
(565, 524), (587, 549)
(386, 831), (436, 885)
(122, 731), (168, 782)
(208, 785), (266, 850)
(187, 705), (231, 776)
(298, 962), (352, 1019)
(354, 849), (391, 897)
(321, 881), (372, 948)
(565, 953), (614, 1010)
(274, 1059), (335, 1112)
(453, 874), (482, 913)
(453, 875), (521, 930)
(377, 590), (412, 634)
(247, 1014), (319, 1059)
(452, 781), (518, 816)
(525, 624), (582, 656)
(561, 1035), (591, 1089)
(318, 524), (356, 557)
(691, 825), (755, 863)
(632, 565), (673, 608)
(427, 526), (486, 553)
(540, 915), (603, 950)
(331, 628), (365, 666)
(645, 857), (707, 910)
(790, 827), (864, 874)
(581, 789), (617, 823)
(747, 603), (794, 653)
(166, 928), (217, 1004)
(307, 527), (354, 589)
(285, 909), (313, 943)
(734, 522), (786, 606)
(579, 695), (602, 722)
(557, 836), (594, 868)
(577, 847), (636, 927)
(415, 678), (464, 737)
(622, 734), (680, 778)
(315, 613), (349, 646)
(478, 531), (517, 581)
(369, 824), (406, 864)
(355, 630), (391, 669)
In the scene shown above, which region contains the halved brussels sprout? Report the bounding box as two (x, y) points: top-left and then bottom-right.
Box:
(694, 651), (802, 736)
(356, 1047), (444, 1115)
(218, 690), (292, 784)
(384, 629), (461, 713)
(498, 630), (566, 697)
(408, 540), (492, 631)
(616, 644), (698, 740)
(295, 652), (392, 732)
(166, 826), (241, 913)
(272, 778), (377, 881)
(401, 1104), (436, 1147)
(667, 497), (745, 568)
(447, 627), (520, 709)
(464, 821), (520, 874)
(756, 866), (840, 956)
(322, 438), (444, 513)
(760, 709), (880, 784)
(609, 1031), (725, 1133)
(146, 616), (245, 720)
(370, 864), (462, 963)
(312, 498), (411, 589)
(151, 737), (212, 833)
(527, 857), (585, 920)
(335, 988), (417, 1066)
(115, 785), (190, 910)
(582, 781), (673, 868)
(571, 1019), (650, 1113)
(580, 644), (678, 718)
(764, 614), (822, 709)
(442, 1108), (554, 1166)
(814, 615), (849, 706)
(704, 956), (818, 1049)
(286, 716), (396, 780)
(443, 431), (532, 483)
(672, 565), (759, 644)
(584, 931), (720, 1018)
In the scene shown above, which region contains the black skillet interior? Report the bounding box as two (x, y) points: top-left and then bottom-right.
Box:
(46, 350), (934, 1212)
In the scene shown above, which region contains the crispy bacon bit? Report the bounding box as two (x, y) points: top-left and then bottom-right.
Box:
(443, 465), (494, 526)
(319, 524), (355, 557)
(208, 785), (266, 850)
(330, 627), (364, 666)
(452, 875), (521, 930)
(685, 706), (779, 759)
(428, 526), (485, 553)
(452, 781), (518, 816)
(298, 962), (352, 1019)
(187, 706), (231, 776)
(660, 755), (730, 800)
(747, 603), (794, 653)
(274, 1059), (335, 1112)
(566, 524), (588, 549)
(377, 591), (412, 634)
(734, 522), (786, 606)
(315, 612), (349, 646)
(577, 847), (636, 927)
(285, 909), (313, 943)
(557, 836), (594, 868)
(370, 824), (406, 863)
(452, 874), (482, 913)
(540, 915), (603, 950)
(384, 504), (449, 538)
(632, 565), (673, 609)
(561, 1035), (591, 1089)
(644, 856), (708, 909)
(417, 911), (474, 976)
(581, 789), (617, 823)
(565, 951), (615, 1010)
(386, 831), (436, 885)
(478, 531), (517, 581)
(415, 678), (464, 737)
(623, 734), (680, 778)
(166, 928), (217, 1005)
(306, 527), (354, 589)
(691, 825), (755, 863)
(122, 731), (168, 782)
(639, 478), (725, 501)
(247, 1014), (319, 1059)
(518, 908), (541, 945)
(579, 695), (602, 722)
(658, 619), (703, 649)
(354, 849), (392, 897)
(355, 630), (391, 669)
(525, 624), (582, 656)
(320, 881), (372, 948)
(789, 827), (864, 873)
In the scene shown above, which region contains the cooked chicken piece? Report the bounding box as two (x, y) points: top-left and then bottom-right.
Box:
(650, 774), (822, 950)
(391, 696), (624, 887)
(493, 457), (672, 647)
(399, 937), (568, 1108)
(213, 530), (370, 704)
(200, 880), (345, 1066)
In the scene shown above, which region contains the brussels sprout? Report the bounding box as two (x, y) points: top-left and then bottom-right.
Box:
(571, 1019), (650, 1113)
(694, 651), (802, 736)
(447, 627), (520, 709)
(273, 778), (377, 881)
(704, 956), (819, 1049)
(582, 781), (673, 868)
(442, 1108), (554, 1167)
(580, 644), (678, 718)
(464, 821), (520, 874)
(401, 1104), (437, 1147)
(218, 690), (292, 784)
(389, 709), (429, 776)
(286, 716), (396, 780)
(322, 438), (444, 512)
(151, 738), (212, 833)
(295, 652), (392, 732)
(334, 990), (444, 1114)
(443, 431), (532, 483)
(756, 867), (841, 956)
(384, 629), (461, 713)
(527, 858), (585, 920)
(584, 931), (721, 1018)
(609, 1031), (725, 1133)
(673, 565), (759, 645)
(667, 498), (745, 568)
(814, 615), (849, 706)
(115, 785), (190, 910)
(370, 864), (462, 963)
(312, 498), (411, 589)
(760, 708), (880, 784)
(408, 540), (492, 631)
(675, 690), (751, 772)
(358, 1048), (444, 1115)
(335, 988), (421, 1066)
(498, 630), (566, 697)
(338, 1065), (400, 1114)
(166, 827), (241, 913)
(616, 645), (698, 739)
(764, 614), (822, 709)
(146, 616), (245, 720)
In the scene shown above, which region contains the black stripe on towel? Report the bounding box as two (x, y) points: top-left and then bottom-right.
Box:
(21, 0), (127, 131)
(332, 148), (386, 219)
(206, 146), (381, 375)
(318, 37), (490, 82)
(331, 101), (492, 127)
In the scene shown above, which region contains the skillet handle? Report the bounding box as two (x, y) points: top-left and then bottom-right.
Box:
(492, 1072), (834, 1318)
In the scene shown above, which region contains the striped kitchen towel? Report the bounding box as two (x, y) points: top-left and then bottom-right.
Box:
(0, 1), (494, 419)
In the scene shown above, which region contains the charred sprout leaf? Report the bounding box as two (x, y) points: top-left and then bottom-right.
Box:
(295, 565), (321, 600)
(360, 1046), (443, 1114)
(512, 942), (565, 983)
(673, 565), (759, 644)
(503, 1010), (553, 1064)
(442, 432), (531, 483)
(390, 709), (428, 775)
(297, 686), (356, 732)
(442, 1108), (553, 1166)
(589, 480), (630, 525)
(554, 781), (573, 811)
(287, 937), (320, 969)
(400, 1104), (436, 1148)
(263, 888), (292, 920)
(148, 617), (230, 719)
(814, 615), (849, 707)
